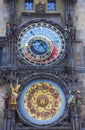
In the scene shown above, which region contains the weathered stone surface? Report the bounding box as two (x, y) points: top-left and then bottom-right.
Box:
(0, 85), (6, 130)
(73, 3), (85, 124)
(0, 84), (6, 129)
(0, 1), (9, 36)
(0, 119), (4, 130)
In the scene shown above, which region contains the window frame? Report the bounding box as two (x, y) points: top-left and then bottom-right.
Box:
(47, 0), (56, 12)
(24, 0), (35, 12)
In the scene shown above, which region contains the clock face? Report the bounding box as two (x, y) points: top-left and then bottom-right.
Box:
(17, 22), (66, 65)
(17, 79), (66, 127)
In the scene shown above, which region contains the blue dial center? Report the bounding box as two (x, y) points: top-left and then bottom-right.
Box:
(33, 40), (48, 54)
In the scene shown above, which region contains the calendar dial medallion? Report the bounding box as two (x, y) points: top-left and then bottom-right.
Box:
(17, 79), (66, 127)
(17, 22), (66, 65)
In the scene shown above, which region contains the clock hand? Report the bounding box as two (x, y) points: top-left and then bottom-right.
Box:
(40, 43), (46, 50)
(30, 31), (35, 36)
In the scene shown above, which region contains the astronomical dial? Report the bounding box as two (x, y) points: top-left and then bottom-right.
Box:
(17, 22), (66, 65)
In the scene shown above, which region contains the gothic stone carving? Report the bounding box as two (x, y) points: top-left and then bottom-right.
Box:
(36, 2), (45, 14)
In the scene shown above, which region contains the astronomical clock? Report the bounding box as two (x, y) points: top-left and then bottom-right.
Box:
(15, 21), (67, 128)
(3, 0), (79, 130)
(17, 22), (66, 66)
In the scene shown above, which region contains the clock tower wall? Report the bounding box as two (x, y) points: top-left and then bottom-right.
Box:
(73, 1), (85, 128)
(0, 0), (9, 37)
(0, 0), (85, 130)
(16, 0), (65, 24)
(19, 14), (64, 29)
(0, 1), (9, 129)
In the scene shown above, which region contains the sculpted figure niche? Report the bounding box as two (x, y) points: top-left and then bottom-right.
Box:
(36, 2), (45, 14)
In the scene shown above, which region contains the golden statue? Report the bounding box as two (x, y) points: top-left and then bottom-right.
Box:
(10, 83), (20, 108)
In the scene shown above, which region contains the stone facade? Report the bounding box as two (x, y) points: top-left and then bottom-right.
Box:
(0, 0), (85, 129)
(0, 85), (6, 130)
(74, 0), (85, 127)
(0, 1), (9, 129)
(0, 1), (9, 36)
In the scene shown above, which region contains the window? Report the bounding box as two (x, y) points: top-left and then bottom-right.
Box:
(47, 0), (56, 11)
(0, 48), (2, 66)
(25, 0), (34, 10)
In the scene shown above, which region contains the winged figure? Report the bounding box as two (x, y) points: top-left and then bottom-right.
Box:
(10, 83), (20, 99)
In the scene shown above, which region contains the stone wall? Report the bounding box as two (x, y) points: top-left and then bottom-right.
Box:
(0, 85), (6, 130)
(0, 1), (9, 37)
(16, 0), (65, 22)
(74, 0), (85, 128)
(0, 1), (9, 129)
